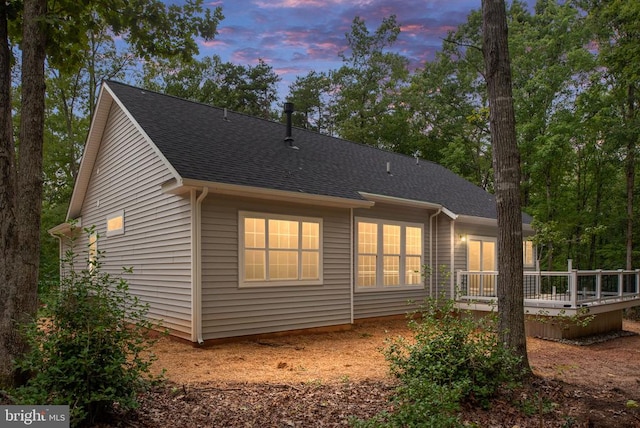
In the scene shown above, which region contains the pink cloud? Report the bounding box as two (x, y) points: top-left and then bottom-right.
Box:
(254, 0), (374, 8)
(200, 39), (229, 48)
(189, 0), (533, 100)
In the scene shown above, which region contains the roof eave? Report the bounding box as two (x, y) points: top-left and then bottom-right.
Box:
(48, 217), (82, 236)
(358, 192), (458, 219)
(163, 178), (375, 209)
(456, 214), (535, 233)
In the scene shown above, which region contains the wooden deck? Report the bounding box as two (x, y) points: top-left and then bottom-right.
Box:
(454, 263), (640, 338)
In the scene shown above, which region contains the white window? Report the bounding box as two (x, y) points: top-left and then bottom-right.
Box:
(88, 232), (98, 273)
(356, 219), (423, 291)
(523, 240), (535, 268)
(239, 211), (322, 286)
(106, 210), (125, 236)
(467, 237), (496, 272)
(467, 236), (496, 296)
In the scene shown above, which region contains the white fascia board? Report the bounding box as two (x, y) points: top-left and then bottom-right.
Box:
(358, 192), (459, 220)
(457, 214), (534, 231)
(48, 222), (73, 236)
(456, 215), (498, 227)
(358, 192), (443, 210)
(161, 178), (187, 195)
(440, 207), (458, 220)
(164, 178), (375, 209)
(48, 217), (81, 236)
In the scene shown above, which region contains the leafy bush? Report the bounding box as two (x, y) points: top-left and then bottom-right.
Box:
(14, 228), (163, 426)
(354, 297), (522, 427)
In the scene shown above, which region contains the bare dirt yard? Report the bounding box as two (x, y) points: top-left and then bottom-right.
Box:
(118, 318), (640, 427)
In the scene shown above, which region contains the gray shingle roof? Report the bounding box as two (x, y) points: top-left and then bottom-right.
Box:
(106, 80), (531, 222)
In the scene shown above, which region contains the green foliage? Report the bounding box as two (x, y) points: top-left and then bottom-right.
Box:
(516, 392), (556, 417)
(38, 201), (67, 292)
(286, 71), (336, 134)
(14, 229), (163, 426)
(528, 307), (595, 330)
(354, 298), (522, 427)
(352, 383), (463, 428)
(37, 0), (225, 284)
(332, 15), (409, 148)
(140, 55), (280, 119)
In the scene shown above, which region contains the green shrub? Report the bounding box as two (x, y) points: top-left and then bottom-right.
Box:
(14, 228), (163, 426)
(353, 297), (522, 427)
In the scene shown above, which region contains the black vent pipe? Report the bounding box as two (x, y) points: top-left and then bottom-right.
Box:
(284, 102), (294, 145)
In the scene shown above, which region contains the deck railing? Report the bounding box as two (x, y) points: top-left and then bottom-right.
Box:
(455, 262), (640, 309)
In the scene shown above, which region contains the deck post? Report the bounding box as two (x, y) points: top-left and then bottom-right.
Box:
(636, 269), (640, 295)
(596, 269), (602, 300)
(536, 259), (541, 297)
(454, 270), (460, 300)
(568, 259), (577, 308)
(618, 269), (624, 297)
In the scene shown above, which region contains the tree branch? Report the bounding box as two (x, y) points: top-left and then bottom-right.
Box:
(442, 37), (483, 55)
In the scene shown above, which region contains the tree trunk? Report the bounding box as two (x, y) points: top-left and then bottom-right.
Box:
(0, 1), (20, 387)
(0, 0), (48, 388)
(482, 0), (530, 373)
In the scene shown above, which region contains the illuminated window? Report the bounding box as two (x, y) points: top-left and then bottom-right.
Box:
(88, 232), (98, 273)
(357, 222), (377, 287)
(523, 240), (535, 268)
(468, 238), (496, 272)
(467, 236), (496, 296)
(356, 219), (423, 290)
(106, 210), (124, 236)
(240, 212), (322, 286)
(405, 227), (422, 285)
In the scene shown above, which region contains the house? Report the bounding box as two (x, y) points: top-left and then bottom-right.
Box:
(50, 80), (535, 344)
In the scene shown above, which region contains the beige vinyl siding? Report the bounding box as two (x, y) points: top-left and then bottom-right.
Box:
(352, 203), (431, 319)
(433, 215), (453, 299)
(201, 195), (352, 339)
(73, 104), (192, 339)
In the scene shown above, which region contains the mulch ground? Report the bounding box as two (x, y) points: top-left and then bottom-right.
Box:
(109, 319), (640, 427)
(101, 376), (640, 427)
(5, 318), (640, 427)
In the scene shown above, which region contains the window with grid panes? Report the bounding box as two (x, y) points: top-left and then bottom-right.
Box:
(240, 212), (322, 286)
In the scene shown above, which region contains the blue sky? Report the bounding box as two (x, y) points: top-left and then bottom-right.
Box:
(195, 0), (483, 96)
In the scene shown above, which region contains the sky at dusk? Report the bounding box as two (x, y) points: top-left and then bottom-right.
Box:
(194, 0), (486, 97)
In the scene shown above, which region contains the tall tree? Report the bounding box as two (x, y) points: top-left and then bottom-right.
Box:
(508, 0), (595, 269)
(286, 71), (335, 134)
(0, 0), (223, 387)
(142, 56), (280, 118)
(332, 15), (409, 147)
(482, 0), (529, 371)
(0, 0), (48, 387)
(581, 0), (639, 269)
(402, 23), (494, 189)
